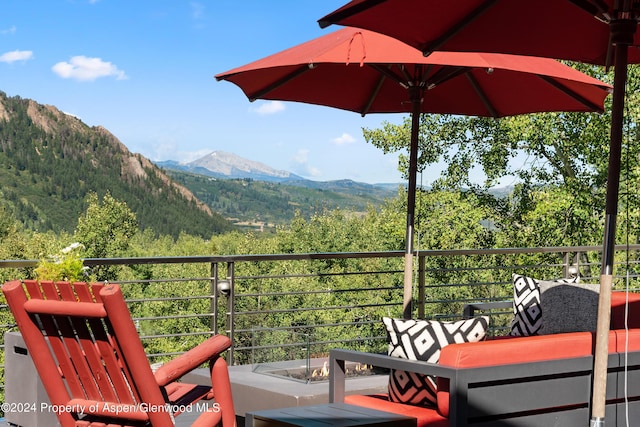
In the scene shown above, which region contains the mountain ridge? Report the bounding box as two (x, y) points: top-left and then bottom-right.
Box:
(0, 91), (232, 237)
(191, 151), (303, 180)
(0, 91), (398, 236)
(157, 150), (401, 189)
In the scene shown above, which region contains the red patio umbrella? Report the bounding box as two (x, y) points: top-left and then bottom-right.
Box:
(319, 1), (638, 424)
(215, 26), (610, 322)
(318, 1), (640, 65)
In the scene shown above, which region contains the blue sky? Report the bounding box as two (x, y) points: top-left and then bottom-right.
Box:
(0, 1), (412, 184)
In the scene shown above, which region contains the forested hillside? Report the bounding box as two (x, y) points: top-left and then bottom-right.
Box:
(165, 170), (397, 229)
(0, 92), (232, 238)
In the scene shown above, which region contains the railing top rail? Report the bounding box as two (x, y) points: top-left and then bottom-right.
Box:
(1, 244), (639, 269)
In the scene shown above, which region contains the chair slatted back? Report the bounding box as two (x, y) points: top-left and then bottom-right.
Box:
(3, 280), (176, 427)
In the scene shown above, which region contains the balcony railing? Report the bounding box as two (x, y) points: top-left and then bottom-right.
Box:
(1, 244), (640, 399)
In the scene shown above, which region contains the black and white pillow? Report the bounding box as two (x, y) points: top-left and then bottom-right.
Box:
(509, 273), (579, 336)
(383, 316), (489, 407)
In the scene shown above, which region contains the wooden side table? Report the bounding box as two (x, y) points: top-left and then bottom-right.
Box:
(245, 403), (416, 427)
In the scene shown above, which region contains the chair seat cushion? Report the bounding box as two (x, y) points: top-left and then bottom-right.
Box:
(345, 394), (448, 427)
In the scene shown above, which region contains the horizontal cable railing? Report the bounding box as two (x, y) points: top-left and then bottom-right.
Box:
(0, 244), (639, 398)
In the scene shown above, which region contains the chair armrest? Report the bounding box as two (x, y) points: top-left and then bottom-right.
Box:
(329, 348), (455, 404)
(462, 300), (512, 318)
(154, 334), (231, 387)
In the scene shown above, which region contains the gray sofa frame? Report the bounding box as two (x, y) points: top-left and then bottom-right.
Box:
(329, 347), (640, 426)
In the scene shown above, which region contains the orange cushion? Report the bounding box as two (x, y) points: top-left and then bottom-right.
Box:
(345, 394), (448, 427)
(436, 331), (618, 417)
(439, 331), (598, 369)
(614, 328), (640, 353)
(611, 291), (640, 329)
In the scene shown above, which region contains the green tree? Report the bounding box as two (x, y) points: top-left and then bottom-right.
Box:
(361, 64), (640, 253)
(74, 192), (138, 281)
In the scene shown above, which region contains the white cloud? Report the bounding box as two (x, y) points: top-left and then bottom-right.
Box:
(251, 100), (285, 115)
(306, 165), (322, 178)
(294, 149), (309, 163)
(190, 2), (206, 29)
(146, 140), (211, 164)
(291, 149), (321, 178)
(52, 56), (128, 81)
(1, 26), (17, 35)
(0, 50), (33, 63)
(332, 132), (356, 145)
(190, 2), (205, 19)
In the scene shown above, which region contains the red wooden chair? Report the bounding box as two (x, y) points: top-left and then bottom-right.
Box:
(2, 280), (236, 427)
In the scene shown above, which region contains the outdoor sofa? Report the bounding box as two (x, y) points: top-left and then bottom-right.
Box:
(329, 291), (640, 426)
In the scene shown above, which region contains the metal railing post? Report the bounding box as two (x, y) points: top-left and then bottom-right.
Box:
(226, 262), (235, 365)
(211, 262), (218, 335)
(562, 251), (571, 278)
(418, 254), (425, 318)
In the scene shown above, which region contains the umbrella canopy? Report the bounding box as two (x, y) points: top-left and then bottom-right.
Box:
(216, 28), (610, 116)
(215, 27), (611, 321)
(319, 1), (637, 424)
(318, 0), (640, 66)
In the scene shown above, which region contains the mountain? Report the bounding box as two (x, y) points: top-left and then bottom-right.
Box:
(0, 91), (233, 238)
(157, 151), (305, 182)
(157, 152), (400, 230)
(164, 170), (399, 231)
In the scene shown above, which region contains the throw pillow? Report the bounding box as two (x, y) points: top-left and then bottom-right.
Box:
(509, 273), (579, 337)
(538, 281), (599, 334)
(383, 316), (489, 407)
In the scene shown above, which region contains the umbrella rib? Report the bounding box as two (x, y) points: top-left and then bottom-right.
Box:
(419, 64), (435, 86)
(465, 73), (499, 118)
(426, 66), (469, 88)
(538, 75), (605, 113)
(362, 65), (390, 116)
(368, 63), (409, 88)
(421, 0), (499, 55)
(568, 0), (612, 21)
(247, 65), (311, 101)
(318, 0), (387, 29)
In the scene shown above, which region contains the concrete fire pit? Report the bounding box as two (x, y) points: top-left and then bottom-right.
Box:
(183, 358), (388, 417)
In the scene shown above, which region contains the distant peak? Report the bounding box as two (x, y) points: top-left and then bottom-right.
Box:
(188, 150), (296, 180)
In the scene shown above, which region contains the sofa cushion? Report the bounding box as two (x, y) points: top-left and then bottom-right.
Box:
(538, 281), (599, 334)
(614, 328), (640, 352)
(611, 291), (640, 329)
(383, 316), (488, 407)
(436, 330), (617, 417)
(509, 273), (579, 336)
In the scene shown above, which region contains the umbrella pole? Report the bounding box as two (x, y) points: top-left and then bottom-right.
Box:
(403, 88), (421, 319)
(590, 20), (634, 427)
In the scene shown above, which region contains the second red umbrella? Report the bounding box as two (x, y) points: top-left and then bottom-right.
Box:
(216, 27), (611, 319)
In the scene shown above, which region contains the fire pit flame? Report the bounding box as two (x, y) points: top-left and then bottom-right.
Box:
(312, 361), (330, 378)
(311, 361), (371, 380)
(255, 359), (380, 383)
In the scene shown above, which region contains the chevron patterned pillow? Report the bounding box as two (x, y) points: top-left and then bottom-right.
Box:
(509, 273), (580, 336)
(383, 316), (489, 407)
